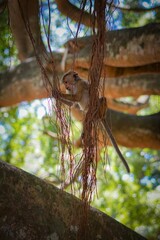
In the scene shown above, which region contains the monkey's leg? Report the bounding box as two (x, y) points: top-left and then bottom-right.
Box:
(101, 119), (130, 173)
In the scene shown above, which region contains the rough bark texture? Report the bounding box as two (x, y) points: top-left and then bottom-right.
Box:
(0, 160), (147, 240)
(74, 62), (160, 78)
(106, 110), (160, 149)
(8, 0), (43, 61)
(66, 23), (160, 67)
(0, 55), (61, 107)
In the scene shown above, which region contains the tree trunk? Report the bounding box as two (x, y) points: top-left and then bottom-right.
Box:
(0, 160), (146, 240)
(8, 0), (44, 61)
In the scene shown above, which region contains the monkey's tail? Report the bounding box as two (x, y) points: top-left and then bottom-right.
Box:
(101, 119), (130, 173)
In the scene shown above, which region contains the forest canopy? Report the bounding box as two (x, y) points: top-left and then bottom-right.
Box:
(0, 0), (160, 239)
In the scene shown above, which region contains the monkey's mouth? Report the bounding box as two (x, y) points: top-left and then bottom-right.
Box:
(66, 87), (71, 90)
(66, 84), (74, 91)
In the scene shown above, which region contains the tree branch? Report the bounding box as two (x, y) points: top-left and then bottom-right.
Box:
(70, 106), (160, 150)
(104, 73), (160, 98)
(107, 110), (160, 149)
(107, 97), (149, 114)
(72, 62), (160, 79)
(7, 0), (44, 61)
(55, 0), (95, 27)
(0, 160), (146, 240)
(65, 23), (160, 67)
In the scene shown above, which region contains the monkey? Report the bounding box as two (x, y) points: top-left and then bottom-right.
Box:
(53, 70), (130, 173)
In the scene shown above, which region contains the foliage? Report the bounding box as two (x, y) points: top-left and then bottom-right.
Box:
(120, 0), (160, 28)
(0, 101), (59, 175)
(93, 147), (160, 239)
(40, 0), (91, 50)
(0, 9), (18, 71)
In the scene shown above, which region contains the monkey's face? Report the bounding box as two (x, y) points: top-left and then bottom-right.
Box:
(62, 71), (79, 94)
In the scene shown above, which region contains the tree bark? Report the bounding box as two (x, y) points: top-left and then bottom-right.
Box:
(106, 110), (160, 149)
(73, 62), (160, 78)
(7, 0), (44, 61)
(66, 23), (160, 67)
(55, 0), (95, 27)
(0, 160), (147, 240)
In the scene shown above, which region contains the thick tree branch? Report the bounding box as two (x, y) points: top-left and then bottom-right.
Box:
(0, 55), (61, 107)
(104, 73), (160, 98)
(65, 23), (160, 67)
(0, 160), (146, 240)
(71, 106), (160, 150)
(7, 0), (43, 61)
(72, 62), (160, 78)
(107, 97), (149, 114)
(106, 110), (160, 149)
(0, 58), (48, 106)
(55, 0), (95, 27)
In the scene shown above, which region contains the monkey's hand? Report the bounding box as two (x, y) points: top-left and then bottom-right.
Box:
(52, 89), (73, 107)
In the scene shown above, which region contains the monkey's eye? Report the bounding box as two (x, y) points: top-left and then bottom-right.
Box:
(73, 73), (77, 78)
(73, 73), (78, 81)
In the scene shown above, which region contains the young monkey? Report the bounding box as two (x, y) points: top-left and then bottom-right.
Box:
(54, 70), (130, 173)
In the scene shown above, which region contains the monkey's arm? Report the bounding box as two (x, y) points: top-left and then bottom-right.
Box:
(60, 93), (81, 102)
(52, 90), (73, 107)
(101, 119), (130, 173)
(58, 97), (73, 107)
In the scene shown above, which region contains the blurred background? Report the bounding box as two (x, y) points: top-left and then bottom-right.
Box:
(0, 0), (160, 239)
